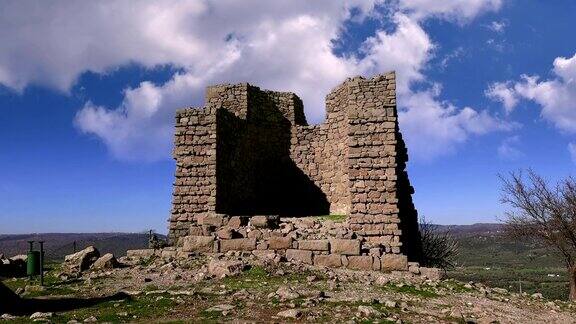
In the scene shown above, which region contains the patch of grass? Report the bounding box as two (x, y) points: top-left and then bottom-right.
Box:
(137, 256), (157, 267)
(4, 265), (80, 298)
(316, 215), (347, 222)
(48, 293), (178, 323)
(221, 266), (311, 291)
(143, 284), (160, 292)
(448, 266), (568, 300)
(381, 283), (439, 298)
(440, 279), (475, 293)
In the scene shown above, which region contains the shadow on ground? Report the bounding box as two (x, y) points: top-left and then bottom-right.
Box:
(0, 280), (129, 316)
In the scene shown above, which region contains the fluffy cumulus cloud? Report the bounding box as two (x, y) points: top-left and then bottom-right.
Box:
(487, 53), (576, 133)
(0, 0), (508, 161)
(399, 85), (514, 159)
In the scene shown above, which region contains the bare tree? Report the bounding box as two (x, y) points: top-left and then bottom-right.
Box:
(419, 217), (459, 270)
(500, 170), (576, 300)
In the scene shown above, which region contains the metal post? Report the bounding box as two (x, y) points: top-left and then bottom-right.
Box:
(39, 241), (45, 286)
(27, 241), (34, 281)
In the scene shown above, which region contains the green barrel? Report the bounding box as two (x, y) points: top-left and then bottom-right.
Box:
(27, 251), (40, 276)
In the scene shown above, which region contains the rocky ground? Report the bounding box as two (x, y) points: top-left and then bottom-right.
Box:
(1, 249), (576, 323)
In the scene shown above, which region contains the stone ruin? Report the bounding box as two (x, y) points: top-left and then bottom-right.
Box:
(167, 72), (423, 272)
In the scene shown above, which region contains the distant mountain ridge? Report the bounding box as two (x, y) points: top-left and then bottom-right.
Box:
(0, 223), (506, 260)
(0, 232), (166, 260)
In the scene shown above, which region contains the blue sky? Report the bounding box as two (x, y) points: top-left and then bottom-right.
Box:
(0, 0), (575, 234)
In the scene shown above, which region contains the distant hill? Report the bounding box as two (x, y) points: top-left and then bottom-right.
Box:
(0, 233), (166, 261)
(433, 223), (564, 268)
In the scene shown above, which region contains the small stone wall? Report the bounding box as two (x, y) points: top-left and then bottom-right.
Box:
(178, 215), (409, 272)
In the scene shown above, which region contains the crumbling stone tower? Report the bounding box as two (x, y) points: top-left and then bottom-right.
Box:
(168, 72), (422, 270)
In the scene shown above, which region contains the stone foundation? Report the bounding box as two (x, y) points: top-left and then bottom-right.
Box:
(172, 215), (408, 272)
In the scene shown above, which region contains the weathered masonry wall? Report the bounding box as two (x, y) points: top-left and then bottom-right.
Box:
(168, 72), (422, 269)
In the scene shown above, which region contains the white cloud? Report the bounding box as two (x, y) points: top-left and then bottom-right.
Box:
(487, 53), (576, 133)
(399, 85), (515, 160)
(398, 0), (503, 22)
(439, 47), (465, 70)
(569, 143), (576, 164)
(0, 0), (508, 161)
(497, 135), (523, 160)
(486, 81), (519, 113)
(487, 20), (507, 33)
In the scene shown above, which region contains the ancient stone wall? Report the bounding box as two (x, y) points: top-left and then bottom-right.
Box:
(168, 72), (422, 269)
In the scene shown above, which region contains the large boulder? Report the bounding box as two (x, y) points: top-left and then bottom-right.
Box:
(64, 246), (100, 272)
(91, 253), (119, 270)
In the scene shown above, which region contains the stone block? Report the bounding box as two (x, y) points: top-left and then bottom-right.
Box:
(161, 249), (177, 259)
(127, 249), (157, 259)
(199, 214), (224, 226)
(286, 249), (313, 264)
(420, 267), (444, 281)
(220, 238), (257, 252)
(408, 262), (420, 274)
(216, 227), (234, 239)
(228, 216), (244, 229)
(189, 226), (203, 236)
(268, 236), (293, 250)
(298, 239), (329, 251)
(330, 239), (360, 255)
(181, 236), (215, 253)
(381, 254), (408, 271)
(252, 250), (277, 261)
(208, 259), (245, 278)
(347, 256), (373, 271)
(250, 216), (270, 228)
(248, 229), (262, 239)
(314, 254), (342, 268)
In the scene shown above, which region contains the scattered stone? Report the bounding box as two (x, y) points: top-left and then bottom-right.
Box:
(357, 305), (381, 317)
(276, 286), (300, 300)
(207, 259), (245, 278)
(531, 293), (543, 299)
(375, 276), (390, 286)
(419, 267), (444, 281)
(276, 309), (302, 319)
(126, 249), (156, 259)
(1, 314), (17, 320)
(30, 312), (53, 320)
(64, 246), (100, 272)
(91, 253), (119, 270)
(84, 315), (98, 322)
(205, 304), (235, 313)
